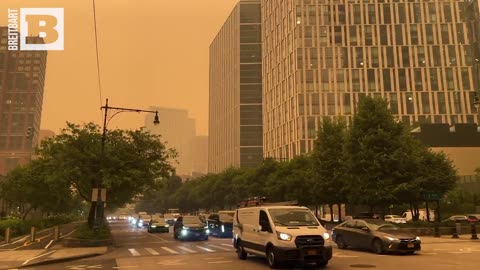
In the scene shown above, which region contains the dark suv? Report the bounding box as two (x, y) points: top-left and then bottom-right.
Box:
(173, 215), (209, 241)
(206, 211), (234, 238)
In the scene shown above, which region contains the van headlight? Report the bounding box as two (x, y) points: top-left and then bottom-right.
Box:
(415, 236), (421, 241)
(164, 224), (169, 228)
(323, 232), (330, 240)
(276, 232), (292, 241)
(151, 225), (157, 228)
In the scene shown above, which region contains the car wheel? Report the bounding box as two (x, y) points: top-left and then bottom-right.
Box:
(316, 259), (328, 267)
(267, 247), (279, 269)
(372, 239), (384, 254)
(336, 235), (347, 249)
(236, 241), (247, 260)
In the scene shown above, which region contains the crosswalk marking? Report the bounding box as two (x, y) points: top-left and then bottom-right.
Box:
(208, 244), (234, 251)
(128, 249), (140, 256)
(196, 246), (215, 252)
(178, 246), (197, 253)
(145, 248), (159, 255)
(161, 247), (179, 254)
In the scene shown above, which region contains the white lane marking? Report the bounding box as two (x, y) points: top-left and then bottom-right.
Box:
(204, 257), (225, 260)
(22, 250), (56, 265)
(333, 254), (359, 258)
(128, 248), (141, 256)
(196, 246), (215, 252)
(142, 232), (168, 243)
(448, 251), (472, 254)
(221, 244), (233, 248)
(161, 247), (179, 254)
(178, 246), (197, 253)
(157, 260), (185, 266)
(145, 248), (159, 255)
(207, 261), (233, 264)
(112, 266), (139, 269)
(61, 228), (78, 239)
(208, 244), (234, 251)
(44, 240), (54, 249)
(0, 236), (28, 247)
(433, 249), (448, 251)
(421, 252), (438, 255)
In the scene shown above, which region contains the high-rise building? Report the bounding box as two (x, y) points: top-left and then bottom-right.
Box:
(209, 0), (263, 173)
(0, 27), (47, 175)
(191, 135), (208, 175)
(145, 107), (196, 175)
(262, 0), (479, 159)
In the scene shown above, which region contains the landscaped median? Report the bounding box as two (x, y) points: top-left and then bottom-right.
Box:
(63, 222), (113, 247)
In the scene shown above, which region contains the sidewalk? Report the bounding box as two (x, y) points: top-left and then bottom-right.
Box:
(421, 234), (480, 244)
(0, 244), (109, 270)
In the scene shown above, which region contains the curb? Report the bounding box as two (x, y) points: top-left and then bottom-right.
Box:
(18, 252), (106, 268)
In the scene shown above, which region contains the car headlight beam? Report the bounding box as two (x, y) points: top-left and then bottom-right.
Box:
(323, 232), (330, 240)
(385, 236), (399, 241)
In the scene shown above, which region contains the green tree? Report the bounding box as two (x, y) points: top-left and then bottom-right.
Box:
(36, 122), (176, 226)
(265, 155), (315, 206)
(311, 117), (348, 221)
(346, 96), (410, 212)
(0, 159), (74, 219)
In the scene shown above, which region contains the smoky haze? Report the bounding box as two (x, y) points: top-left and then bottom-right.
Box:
(0, 0), (239, 135)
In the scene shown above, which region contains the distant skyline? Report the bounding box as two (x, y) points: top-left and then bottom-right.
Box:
(0, 0), (239, 136)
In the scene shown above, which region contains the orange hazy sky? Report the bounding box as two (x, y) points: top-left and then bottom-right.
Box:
(0, 0), (239, 136)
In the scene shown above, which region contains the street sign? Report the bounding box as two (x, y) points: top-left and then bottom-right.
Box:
(91, 188), (106, 202)
(423, 192), (441, 201)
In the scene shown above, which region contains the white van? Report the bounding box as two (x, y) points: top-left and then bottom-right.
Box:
(233, 205), (333, 268)
(402, 209), (435, 222)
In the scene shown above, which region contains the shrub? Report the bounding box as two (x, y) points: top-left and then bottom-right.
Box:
(72, 222), (111, 240)
(0, 219), (30, 237)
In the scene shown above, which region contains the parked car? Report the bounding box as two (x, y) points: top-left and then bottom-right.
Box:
(384, 215), (407, 224)
(148, 218), (169, 233)
(467, 214), (480, 223)
(332, 219), (421, 254)
(207, 211), (234, 238)
(442, 215), (469, 223)
(173, 215), (209, 241)
(353, 212), (382, 219)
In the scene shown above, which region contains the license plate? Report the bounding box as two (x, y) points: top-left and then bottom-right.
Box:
(306, 249), (317, 255)
(407, 243), (414, 248)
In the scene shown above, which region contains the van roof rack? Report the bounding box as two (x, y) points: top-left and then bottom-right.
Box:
(236, 197), (298, 208)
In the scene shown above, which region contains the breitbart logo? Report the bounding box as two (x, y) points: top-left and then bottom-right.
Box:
(7, 8), (64, 51)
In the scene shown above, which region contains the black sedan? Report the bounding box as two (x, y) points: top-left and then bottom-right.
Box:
(332, 219), (421, 254)
(173, 215), (209, 241)
(206, 211), (234, 238)
(148, 218), (169, 233)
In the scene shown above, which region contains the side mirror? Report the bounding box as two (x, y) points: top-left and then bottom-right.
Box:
(361, 226), (370, 232)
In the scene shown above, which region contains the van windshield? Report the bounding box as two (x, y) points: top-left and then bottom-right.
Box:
(269, 209), (319, 226)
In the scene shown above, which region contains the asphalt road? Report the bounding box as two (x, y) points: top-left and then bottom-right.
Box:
(0, 222), (81, 251)
(26, 220), (480, 270)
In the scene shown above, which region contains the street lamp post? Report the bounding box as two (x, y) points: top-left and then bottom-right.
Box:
(93, 98), (160, 228)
